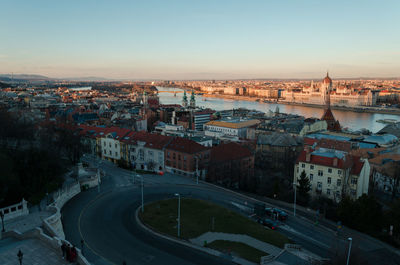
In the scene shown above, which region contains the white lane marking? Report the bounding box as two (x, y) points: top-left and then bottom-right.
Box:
(279, 225), (331, 249)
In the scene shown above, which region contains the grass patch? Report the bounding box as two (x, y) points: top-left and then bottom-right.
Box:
(207, 240), (268, 263)
(139, 198), (289, 248)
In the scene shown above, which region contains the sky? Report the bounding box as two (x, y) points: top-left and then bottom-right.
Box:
(0, 0), (399, 80)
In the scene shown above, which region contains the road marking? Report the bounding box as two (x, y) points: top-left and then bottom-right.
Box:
(78, 191), (116, 265)
(279, 225), (331, 249)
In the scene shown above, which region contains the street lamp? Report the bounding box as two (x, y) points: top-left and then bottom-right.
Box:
(195, 156), (199, 185)
(81, 239), (85, 256)
(175, 193), (181, 237)
(293, 182), (297, 217)
(0, 211), (5, 232)
(346, 237), (353, 265)
(17, 249), (23, 265)
(140, 175), (144, 213)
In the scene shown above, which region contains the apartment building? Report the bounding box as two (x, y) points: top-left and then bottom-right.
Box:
(294, 147), (370, 202)
(204, 118), (260, 139)
(164, 137), (210, 178)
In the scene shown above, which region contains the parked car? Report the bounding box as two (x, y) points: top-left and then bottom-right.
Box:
(258, 218), (278, 230)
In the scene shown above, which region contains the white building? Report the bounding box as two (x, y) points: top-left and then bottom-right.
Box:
(123, 132), (173, 172)
(204, 118), (260, 139)
(294, 147), (370, 202)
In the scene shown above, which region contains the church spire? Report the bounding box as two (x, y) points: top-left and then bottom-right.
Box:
(182, 90), (188, 108)
(190, 89), (196, 108)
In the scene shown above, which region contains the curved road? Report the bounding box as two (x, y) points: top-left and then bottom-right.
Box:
(62, 157), (400, 265)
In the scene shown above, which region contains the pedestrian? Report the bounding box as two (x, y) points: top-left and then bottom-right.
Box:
(66, 244), (71, 262)
(71, 246), (77, 262)
(61, 242), (67, 259)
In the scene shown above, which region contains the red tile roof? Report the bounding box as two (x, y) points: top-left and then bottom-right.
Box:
(124, 131), (172, 150)
(211, 142), (253, 162)
(304, 137), (352, 152)
(166, 137), (208, 154)
(297, 149), (349, 169)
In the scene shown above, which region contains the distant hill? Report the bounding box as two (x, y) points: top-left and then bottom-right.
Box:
(60, 76), (110, 81)
(0, 74), (50, 82)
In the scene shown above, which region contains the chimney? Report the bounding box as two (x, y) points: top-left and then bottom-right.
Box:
(306, 153), (311, 162)
(333, 158), (338, 167)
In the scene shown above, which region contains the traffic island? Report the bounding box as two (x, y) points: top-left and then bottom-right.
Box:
(138, 198), (289, 264)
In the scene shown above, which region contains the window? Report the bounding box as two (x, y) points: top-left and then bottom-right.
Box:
(328, 168), (332, 173)
(310, 174), (313, 181)
(310, 165), (314, 170)
(337, 179), (341, 186)
(104, 150), (106, 154)
(327, 189), (331, 195)
(302, 163), (305, 168)
(351, 189), (356, 196)
(139, 149), (144, 160)
(297, 167), (299, 173)
(338, 170), (342, 174)
(109, 150), (111, 155)
(318, 170), (323, 176)
(103, 142), (106, 146)
(328, 177), (331, 184)
(109, 143), (111, 148)
(184, 156), (187, 161)
(167, 152), (170, 158)
(115, 152), (118, 156)
(178, 154), (181, 160)
(336, 191), (340, 198)
(351, 178), (358, 185)
(148, 151), (153, 156)
(317, 182), (322, 190)
(115, 143), (117, 148)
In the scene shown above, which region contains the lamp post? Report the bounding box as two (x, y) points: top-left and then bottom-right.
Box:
(175, 193), (181, 237)
(293, 182), (297, 217)
(346, 237), (353, 265)
(195, 156), (199, 185)
(0, 211), (5, 232)
(140, 175), (144, 213)
(97, 161), (103, 193)
(17, 249), (23, 265)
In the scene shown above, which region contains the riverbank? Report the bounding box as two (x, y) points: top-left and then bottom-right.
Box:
(203, 93), (400, 115)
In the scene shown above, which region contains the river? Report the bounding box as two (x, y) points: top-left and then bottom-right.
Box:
(156, 87), (400, 133)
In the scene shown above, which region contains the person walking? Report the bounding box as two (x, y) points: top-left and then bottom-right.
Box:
(66, 244), (72, 262)
(71, 246), (77, 262)
(61, 242), (67, 259)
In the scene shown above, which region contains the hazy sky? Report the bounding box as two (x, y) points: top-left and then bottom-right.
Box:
(1, 0), (399, 79)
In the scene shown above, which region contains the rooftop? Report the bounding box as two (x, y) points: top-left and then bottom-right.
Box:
(205, 119), (260, 129)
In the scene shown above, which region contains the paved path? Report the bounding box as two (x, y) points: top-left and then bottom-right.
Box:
(190, 232), (282, 256)
(0, 237), (69, 265)
(3, 210), (52, 234)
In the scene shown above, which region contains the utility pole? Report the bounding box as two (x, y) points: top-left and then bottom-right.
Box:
(293, 181), (297, 217)
(195, 156), (199, 184)
(346, 238), (353, 265)
(141, 176), (144, 213)
(175, 193), (181, 237)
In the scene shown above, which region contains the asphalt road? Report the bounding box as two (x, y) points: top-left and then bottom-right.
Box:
(61, 156), (400, 265)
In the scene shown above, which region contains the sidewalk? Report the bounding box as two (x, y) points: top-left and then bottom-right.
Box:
(190, 231), (282, 256)
(3, 210), (52, 234)
(0, 237), (69, 265)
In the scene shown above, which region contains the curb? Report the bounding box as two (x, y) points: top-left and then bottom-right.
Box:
(134, 206), (257, 265)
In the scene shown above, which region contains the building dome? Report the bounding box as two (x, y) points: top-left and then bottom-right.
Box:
(323, 72), (332, 84)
